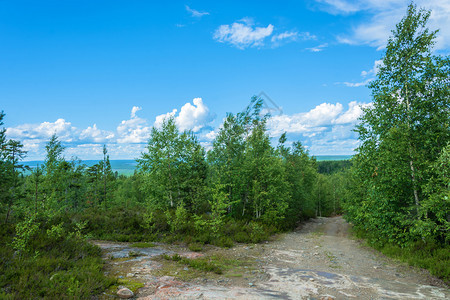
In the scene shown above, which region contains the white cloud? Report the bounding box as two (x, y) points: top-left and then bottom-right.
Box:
(177, 98), (215, 132)
(338, 78), (372, 87)
(6, 118), (77, 142)
(80, 124), (114, 143)
(361, 59), (383, 77)
(299, 32), (318, 41)
(315, 0), (363, 14)
(338, 59), (383, 88)
(334, 101), (366, 124)
(213, 20), (274, 49)
(271, 31), (298, 43)
(205, 130), (218, 141)
(316, 0), (450, 50)
(154, 109), (177, 129)
(306, 43), (328, 52)
(185, 5), (209, 18)
(267, 101), (365, 137)
(154, 98), (215, 132)
(266, 101), (368, 155)
(303, 102), (343, 125)
(131, 106), (142, 118)
(117, 107), (151, 143)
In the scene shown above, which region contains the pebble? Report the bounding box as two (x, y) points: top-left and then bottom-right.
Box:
(117, 287), (134, 299)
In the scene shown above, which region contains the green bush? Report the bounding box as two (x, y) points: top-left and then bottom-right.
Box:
(215, 236), (234, 248)
(0, 219), (115, 299)
(233, 231), (251, 243)
(188, 243), (203, 252)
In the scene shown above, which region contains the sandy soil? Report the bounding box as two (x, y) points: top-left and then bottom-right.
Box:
(94, 216), (449, 299)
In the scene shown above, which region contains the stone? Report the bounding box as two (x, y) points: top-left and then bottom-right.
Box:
(117, 287), (134, 299)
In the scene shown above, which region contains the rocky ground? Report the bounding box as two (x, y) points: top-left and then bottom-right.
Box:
(93, 216), (449, 299)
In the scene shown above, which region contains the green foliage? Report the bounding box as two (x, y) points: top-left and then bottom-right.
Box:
(137, 117), (208, 212)
(342, 3), (449, 282)
(0, 113), (28, 224)
(76, 206), (151, 242)
(346, 3), (450, 246)
(188, 242), (203, 252)
(166, 203), (189, 234)
(163, 254), (224, 274)
(11, 215), (40, 258)
(317, 160), (352, 174)
(0, 217), (115, 299)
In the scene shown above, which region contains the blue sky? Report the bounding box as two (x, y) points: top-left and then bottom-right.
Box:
(2, 0), (449, 160)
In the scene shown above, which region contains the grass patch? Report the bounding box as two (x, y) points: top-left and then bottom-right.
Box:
(131, 242), (155, 248)
(163, 254), (224, 274)
(188, 242), (203, 252)
(128, 250), (143, 257)
(105, 278), (145, 296)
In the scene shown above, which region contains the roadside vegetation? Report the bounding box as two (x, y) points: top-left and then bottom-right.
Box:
(343, 3), (449, 283)
(0, 2), (448, 298)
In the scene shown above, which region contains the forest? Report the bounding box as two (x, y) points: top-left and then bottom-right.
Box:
(0, 3), (449, 299)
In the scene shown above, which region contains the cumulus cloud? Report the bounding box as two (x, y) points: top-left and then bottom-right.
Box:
(80, 124), (115, 143)
(116, 107), (151, 143)
(334, 101), (366, 124)
(7, 118), (77, 142)
(315, 0), (450, 50)
(154, 98), (215, 132)
(154, 109), (177, 129)
(213, 19), (274, 49)
(267, 101), (365, 137)
(185, 5), (209, 18)
(5, 101), (217, 160)
(266, 101), (368, 154)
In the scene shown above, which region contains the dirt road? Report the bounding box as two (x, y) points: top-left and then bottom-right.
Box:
(96, 216), (449, 299)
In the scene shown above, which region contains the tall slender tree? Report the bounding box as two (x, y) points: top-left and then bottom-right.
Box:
(348, 3), (450, 245)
